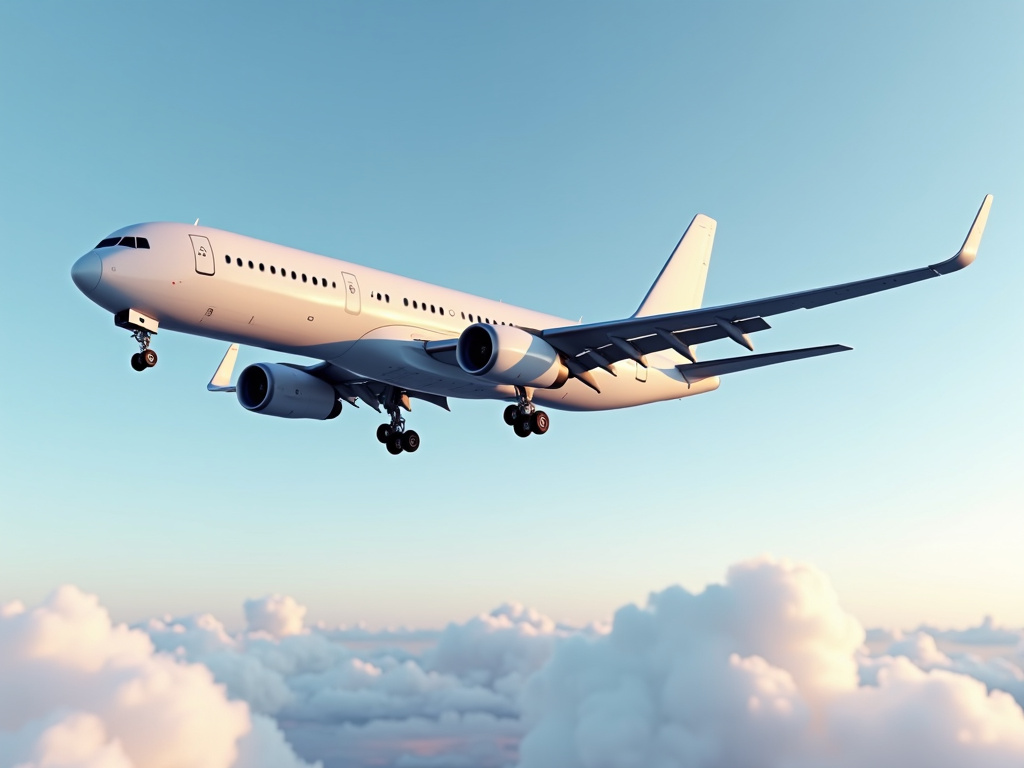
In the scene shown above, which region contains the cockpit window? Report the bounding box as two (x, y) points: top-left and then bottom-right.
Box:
(95, 235), (151, 249)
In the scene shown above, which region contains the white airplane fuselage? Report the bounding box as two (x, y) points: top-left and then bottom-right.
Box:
(71, 222), (719, 412)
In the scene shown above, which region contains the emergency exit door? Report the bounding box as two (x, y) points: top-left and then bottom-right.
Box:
(340, 272), (360, 315)
(190, 235), (215, 275)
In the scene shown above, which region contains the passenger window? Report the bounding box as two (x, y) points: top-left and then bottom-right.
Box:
(332, 281), (336, 288)
(225, 255), (231, 264)
(385, 294), (390, 303)
(237, 258), (243, 267)
(439, 307), (444, 314)
(270, 266), (276, 274)
(119, 237), (136, 248)
(248, 261), (254, 269)
(431, 305), (435, 313)
(404, 298), (409, 306)
(322, 278), (327, 287)
(259, 263), (265, 271)
(377, 293), (382, 300)
(96, 238), (120, 248)
(312, 277), (318, 285)
(291, 271), (296, 279)
(413, 301), (418, 309)
(137, 237), (150, 249)
(302, 274), (307, 282)
(461, 312), (465, 319)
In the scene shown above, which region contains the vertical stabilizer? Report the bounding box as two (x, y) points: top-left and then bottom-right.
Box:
(634, 214), (716, 317)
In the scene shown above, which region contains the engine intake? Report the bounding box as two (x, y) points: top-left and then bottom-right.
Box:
(237, 363), (342, 420)
(456, 323), (568, 389)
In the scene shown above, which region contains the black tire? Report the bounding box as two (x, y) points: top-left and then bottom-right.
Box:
(386, 433), (404, 455)
(530, 410), (550, 435)
(130, 353), (146, 371)
(513, 417), (532, 438)
(376, 424), (391, 443)
(142, 349), (158, 368)
(401, 430), (420, 453)
(503, 405), (519, 426)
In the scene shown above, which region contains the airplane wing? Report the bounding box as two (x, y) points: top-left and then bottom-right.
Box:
(302, 361), (451, 413)
(204, 345), (449, 412)
(541, 195), (992, 374)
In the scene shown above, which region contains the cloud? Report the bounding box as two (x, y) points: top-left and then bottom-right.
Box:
(862, 631), (1024, 709)
(6, 558), (1024, 768)
(0, 586), (317, 768)
(245, 595), (308, 638)
(515, 557), (1024, 768)
(918, 616), (1024, 647)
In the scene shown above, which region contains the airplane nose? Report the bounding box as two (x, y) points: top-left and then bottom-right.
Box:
(71, 252), (102, 294)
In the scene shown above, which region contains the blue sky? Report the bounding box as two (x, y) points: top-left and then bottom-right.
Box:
(0, 2), (1021, 632)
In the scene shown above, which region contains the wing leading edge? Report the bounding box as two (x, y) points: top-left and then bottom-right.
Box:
(542, 195), (992, 373)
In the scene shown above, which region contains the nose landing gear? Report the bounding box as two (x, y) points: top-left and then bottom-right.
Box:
(115, 310), (160, 373)
(376, 389), (420, 455)
(504, 387), (549, 438)
(129, 330), (158, 372)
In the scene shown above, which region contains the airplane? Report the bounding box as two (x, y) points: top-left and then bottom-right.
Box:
(71, 195), (992, 455)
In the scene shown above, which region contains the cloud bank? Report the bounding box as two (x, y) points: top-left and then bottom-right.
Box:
(4, 559), (1024, 767)
(0, 587), (316, 768)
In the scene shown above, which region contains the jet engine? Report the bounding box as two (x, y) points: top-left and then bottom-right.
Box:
(456, 323), (568, 388)
(236, 363), (342, 420)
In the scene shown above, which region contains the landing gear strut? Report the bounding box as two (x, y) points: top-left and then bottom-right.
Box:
(129, 330), (157, 372)
(376, 388), (420, 455)
(505, 387), (549, 438)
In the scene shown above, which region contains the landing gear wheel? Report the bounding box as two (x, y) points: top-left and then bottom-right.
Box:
(386, 433), (404, 455)
(376, 424), (392, 444)
(530, 410), (550, 435)
(130, 353), (146, 372)
(513, 418), (532, 438)
(503, 405), (519, 426)
(141, 349), (158, 368)
(401, 430), (420, 453)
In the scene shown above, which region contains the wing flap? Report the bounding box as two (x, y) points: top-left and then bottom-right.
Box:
(678, 344), (851, 383)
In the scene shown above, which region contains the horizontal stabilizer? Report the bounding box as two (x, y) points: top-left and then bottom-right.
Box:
(678, 344), (851, 383)
(207, 343), (239, 392)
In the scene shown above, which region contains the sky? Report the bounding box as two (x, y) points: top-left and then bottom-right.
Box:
(1, 2), (1022, 637)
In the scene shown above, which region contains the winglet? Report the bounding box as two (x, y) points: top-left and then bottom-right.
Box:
(207, 343), (239, 392)
(930, 194), (992, 275)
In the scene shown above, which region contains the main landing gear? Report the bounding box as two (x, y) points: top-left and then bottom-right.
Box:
(376, 390), (420, 456)
(129, 330), (158, 372)
(503, 387), (549, 438)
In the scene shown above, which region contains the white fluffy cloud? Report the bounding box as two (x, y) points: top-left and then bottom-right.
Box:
(6, 559), (1024, 768)
(245, 595), (308, 638)
(0, 586), (318, 768)
(516, 557), (1024, 768)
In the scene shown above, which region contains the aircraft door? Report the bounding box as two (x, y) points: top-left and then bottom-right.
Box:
(190, 235), (215, 275)
(340, 272), (360, 315)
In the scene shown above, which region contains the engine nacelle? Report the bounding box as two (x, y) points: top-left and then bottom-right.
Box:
(456, 323), (569, 388)
(236, 363), (342, 420)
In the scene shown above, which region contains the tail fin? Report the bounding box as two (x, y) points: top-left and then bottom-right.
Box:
(634, 213), (716, 317)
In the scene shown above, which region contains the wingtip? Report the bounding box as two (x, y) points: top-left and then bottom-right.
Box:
(930, 194), (993, 275)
